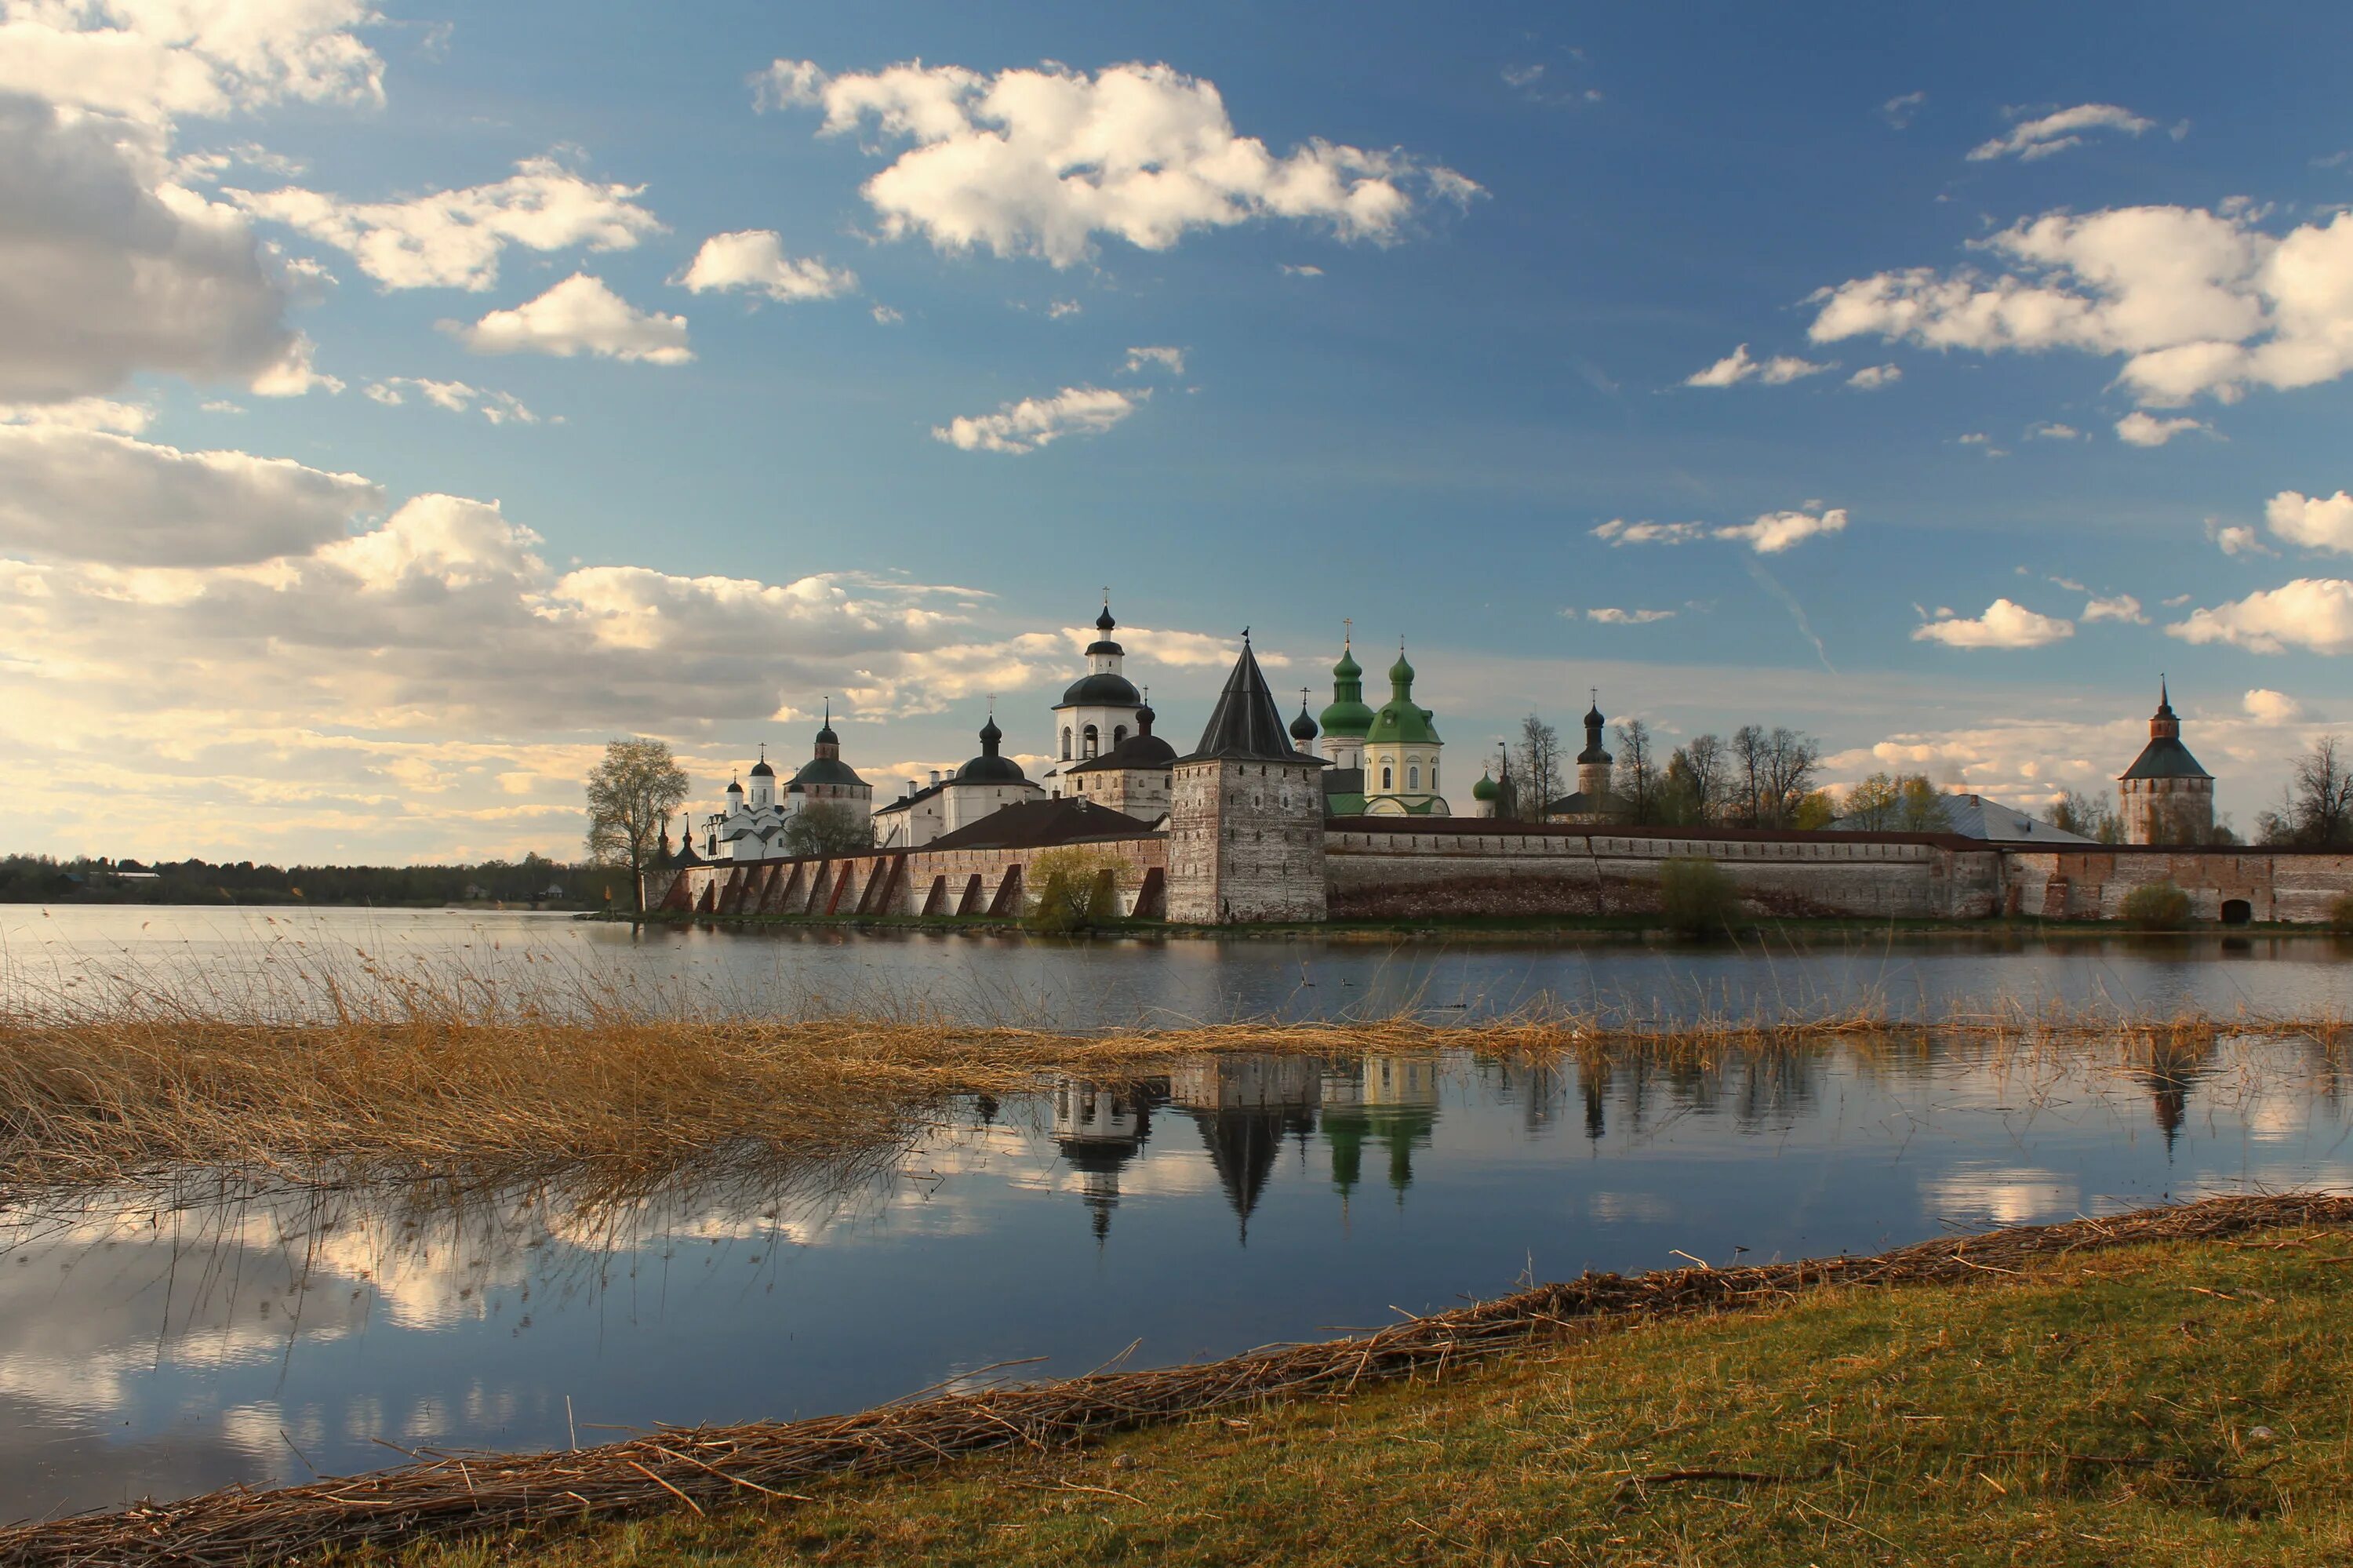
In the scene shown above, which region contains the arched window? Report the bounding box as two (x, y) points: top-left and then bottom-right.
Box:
(1060, 726), (1072, 759)
(1431, 765), (1438, 791)
(1409, 766), (1420, 790)
(1381, 766), (1394, 791)
(1083, 724), (1099, 758)
(1114, 725), (1128, 747)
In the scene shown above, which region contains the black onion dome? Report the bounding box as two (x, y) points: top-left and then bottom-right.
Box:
(1061, 670), (1142, 706)
(1096, 604), (1117, 633)
(726, 777), (744, 794)
(748, 753), (775, 778)
(1290, 700), (1320, 743)
(956, 715), (1028, 783)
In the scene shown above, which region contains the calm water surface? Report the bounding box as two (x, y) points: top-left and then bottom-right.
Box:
(2, 908), (2351, 1519)
(8, 904), (2353, 1022)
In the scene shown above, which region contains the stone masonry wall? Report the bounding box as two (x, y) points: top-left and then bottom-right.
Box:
(2000, 846), (2353, 922)
(657, 835), (1168, 922)
(1326, 826), (2004, 921)
(1167, 758), (1326, 923)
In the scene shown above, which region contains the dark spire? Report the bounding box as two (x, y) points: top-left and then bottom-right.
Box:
(1181, 634), (1314, 763)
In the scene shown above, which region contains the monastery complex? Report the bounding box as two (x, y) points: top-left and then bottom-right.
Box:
(653, 599), (2350, 927)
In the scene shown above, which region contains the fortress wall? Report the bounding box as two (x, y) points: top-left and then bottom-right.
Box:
(1324, 828), (2003, 920)
(656, 837), (1169, 920)
(2002, 847), (2353, 922)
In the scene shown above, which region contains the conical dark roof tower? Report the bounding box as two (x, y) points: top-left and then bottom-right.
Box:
(1181, 635), (1318, 764)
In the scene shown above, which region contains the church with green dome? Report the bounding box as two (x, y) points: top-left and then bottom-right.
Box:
(1310, 632), (1449, 817)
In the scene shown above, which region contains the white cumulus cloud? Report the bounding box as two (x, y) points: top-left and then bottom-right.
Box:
(1718, 506), (1848, 553)
(1967, 103), (2156, 163)
(453, 275), (692, 363)
(2116, 411), (2211, 446)
(0, 0), (384, 125)
(2265, 489), (2353, 554)
(1593, 508), (1846, 554)
(2170, 579), (2353, 655)
(1914, 598), (2075, 649)
(675, 230), (856, 302)
(231, 157), (664, 291)
(1584, 607), (1675, 624)
(1683, 343), (1832, 387)
(1809, 204), (2353, 407)
(364, 377), (539, 425)
(1121, 345), (1185, 375)
(1847, 363), (1901, 390)
(755, 57), (1478, 267)
(2081, 592), (2146, 624)
(932, 384), (1142, 454)
(0, 95), (311, 403)
(2244, 688), (2304, 724)
(0, 421), (379, 566)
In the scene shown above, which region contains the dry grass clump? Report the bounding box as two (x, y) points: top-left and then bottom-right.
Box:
(3, 1193), (2340, 1568)
(0, 944), (2338, 1195)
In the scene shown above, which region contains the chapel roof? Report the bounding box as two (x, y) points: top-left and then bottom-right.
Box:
(918, 797), (1163, 853)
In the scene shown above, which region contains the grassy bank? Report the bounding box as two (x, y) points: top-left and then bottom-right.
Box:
(402, 1203), (2353, 1567)
(12, 1197), (2348, 1566)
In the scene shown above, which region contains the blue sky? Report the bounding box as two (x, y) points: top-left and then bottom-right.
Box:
(4, 2), (2351, 860)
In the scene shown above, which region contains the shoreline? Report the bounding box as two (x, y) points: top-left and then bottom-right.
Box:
(587, 907), (2348, 944)
(11, 1194), (2343, 1565)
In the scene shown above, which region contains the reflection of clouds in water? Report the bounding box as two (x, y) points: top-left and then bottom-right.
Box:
(1587, 1191), (1675, 1224)
(2179, 1162), (2353, 1201)
(1922, 1166), (2080, 1227)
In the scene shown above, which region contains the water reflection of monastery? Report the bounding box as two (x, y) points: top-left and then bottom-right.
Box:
(1050, 1055), (1439, 1241)
(1049, 1037), (2228, 1239)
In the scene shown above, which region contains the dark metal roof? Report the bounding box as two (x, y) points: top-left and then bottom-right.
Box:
(2120, 736), (2212, 780)
(918, 797), (1163, 853)
(1060, 671), (1142, 708)
(791, 755), (867, 788)
(1180, 640), (1322, 765)
(955, 715), (1028, 784)
(1065, 731), (1178, 774)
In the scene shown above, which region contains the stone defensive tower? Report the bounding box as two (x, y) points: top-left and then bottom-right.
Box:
(2119, 678), (2215, 845)
(1168, 635), (1329, 923)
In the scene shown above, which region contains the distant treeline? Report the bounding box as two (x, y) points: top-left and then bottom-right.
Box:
(0, 853), (630, 908)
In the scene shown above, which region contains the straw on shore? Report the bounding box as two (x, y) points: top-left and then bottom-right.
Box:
(5, 1192), (2343, 1568)
(0, 984), (2288, 1194)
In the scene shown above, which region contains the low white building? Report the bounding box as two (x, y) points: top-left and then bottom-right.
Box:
(702, 708), (873, 860)
(873, 714), (1046, 849)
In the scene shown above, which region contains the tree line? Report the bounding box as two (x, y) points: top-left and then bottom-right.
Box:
(1504, 715), (1834, 828)
(0, 852), (626, 907)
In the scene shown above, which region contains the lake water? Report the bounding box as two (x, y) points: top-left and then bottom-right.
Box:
(2, 908), (2351, 1521)
(8, 904), (2353, 1024)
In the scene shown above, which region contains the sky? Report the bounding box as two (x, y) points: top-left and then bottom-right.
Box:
(5, 1), (2353, 863)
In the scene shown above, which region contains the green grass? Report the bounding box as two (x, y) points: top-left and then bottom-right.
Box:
(400, 1231), (2353, 1566)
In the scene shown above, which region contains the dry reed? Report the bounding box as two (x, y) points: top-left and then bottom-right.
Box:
(0, 963), (2337, 1195)
(3, 1192), (2341, 1568)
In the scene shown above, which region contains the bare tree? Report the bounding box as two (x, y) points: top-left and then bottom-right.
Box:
(2044, 788), (2122, 844)
(584, 737), (690, 912)
(1731, 724), (1766, 826)
(1681, 733), (1730, 820)
(1514, 714), (1562, 820)
(782, 800), (876, 857)
(1755, 727), (1823, 828)
(2260, 736), (2353, 845)
(1613, 719), (1660, 824)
